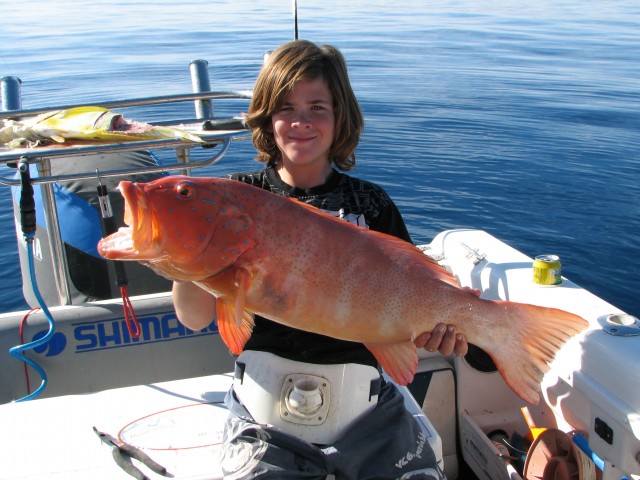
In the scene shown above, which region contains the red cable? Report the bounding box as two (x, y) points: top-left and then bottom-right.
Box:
(120, 286), (141, 338)
(18, 307), (42, 395)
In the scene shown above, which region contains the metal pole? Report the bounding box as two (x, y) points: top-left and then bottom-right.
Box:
(185, 59), (214, 175)
(293, 0), (299, 40)
(1, 76), (23, 111)
(37, 158), (72, 305)
(0, 91), (251, 120)
(189, 60), (214, 119)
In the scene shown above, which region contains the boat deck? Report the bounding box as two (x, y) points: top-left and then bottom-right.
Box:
(1, 373), (231, 479)
(0, 369), (443, 480)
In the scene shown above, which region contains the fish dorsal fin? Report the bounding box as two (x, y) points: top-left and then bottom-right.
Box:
(287, 196), (458, 287)
(366, 230), (459, 287)
(29, 109), (63, 126)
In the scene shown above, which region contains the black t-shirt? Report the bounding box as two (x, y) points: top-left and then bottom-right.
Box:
(228, 166), (412, 367)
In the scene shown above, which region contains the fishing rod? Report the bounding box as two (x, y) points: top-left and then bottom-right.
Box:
(96, 170), (141, 339)
(293, 0), (299, 40)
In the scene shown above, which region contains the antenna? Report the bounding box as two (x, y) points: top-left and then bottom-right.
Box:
(293, 0), (299, 40)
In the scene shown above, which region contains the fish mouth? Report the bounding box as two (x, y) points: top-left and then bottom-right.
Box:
(97, 181), (159, 260)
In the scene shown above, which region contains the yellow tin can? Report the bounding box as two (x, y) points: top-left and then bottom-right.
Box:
(533, 254), (562, 285)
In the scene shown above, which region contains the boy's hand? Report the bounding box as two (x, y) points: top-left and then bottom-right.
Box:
(414, 324), (468, 357)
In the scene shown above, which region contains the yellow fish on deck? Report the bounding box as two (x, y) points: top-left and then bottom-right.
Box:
(97, 176), (589, 404)
(0, 106), (203, 148)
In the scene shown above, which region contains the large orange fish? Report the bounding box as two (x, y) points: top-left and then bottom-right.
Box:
(98, 175), (589, 404)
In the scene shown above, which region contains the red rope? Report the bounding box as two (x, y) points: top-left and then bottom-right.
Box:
(120, 286), (141, 338)
(18, 307), (42, 395)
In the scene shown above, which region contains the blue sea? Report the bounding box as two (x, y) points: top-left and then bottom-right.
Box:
(1, 0), (638, 318)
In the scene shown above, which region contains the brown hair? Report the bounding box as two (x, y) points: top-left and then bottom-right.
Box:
(245, 40), (364, 171)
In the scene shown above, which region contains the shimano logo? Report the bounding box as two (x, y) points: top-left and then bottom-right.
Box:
(26, 310), (218, 358)
(73, 310), (217, 353)
(32, 330), (67, 357)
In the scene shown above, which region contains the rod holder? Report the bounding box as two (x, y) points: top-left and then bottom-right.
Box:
(189, 60), (214, 119)
(1, 76), (22, 111)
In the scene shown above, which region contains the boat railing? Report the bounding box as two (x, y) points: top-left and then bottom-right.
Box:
(0, 96), (253, 185)
(0, 59), (252, 306)
(0, 90), (253, 120)
(0, 132), (240, 186)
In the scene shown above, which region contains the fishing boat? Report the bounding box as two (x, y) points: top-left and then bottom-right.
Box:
(1, 58), (639, 480)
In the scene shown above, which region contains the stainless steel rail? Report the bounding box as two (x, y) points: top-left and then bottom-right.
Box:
(0, 133), (243, 186)
(0, 91), (252, 120)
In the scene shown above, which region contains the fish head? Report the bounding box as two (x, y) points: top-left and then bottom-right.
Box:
(98, 175), (256, 282)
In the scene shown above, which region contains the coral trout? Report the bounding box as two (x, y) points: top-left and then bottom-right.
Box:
(0, 106), (202, 148)
(98, 176), (589, 404)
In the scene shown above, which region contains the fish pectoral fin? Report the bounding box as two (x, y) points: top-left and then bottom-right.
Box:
(216, 297), (254, 355)
(364, 341), (418, 386)
(234, 268), (251, 328)
(50, 134), (66, 143)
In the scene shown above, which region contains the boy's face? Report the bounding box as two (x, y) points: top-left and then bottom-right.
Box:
(271, 77), (335, 173)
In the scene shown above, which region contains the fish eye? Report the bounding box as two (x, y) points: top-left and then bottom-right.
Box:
(175, 182), (195, 199)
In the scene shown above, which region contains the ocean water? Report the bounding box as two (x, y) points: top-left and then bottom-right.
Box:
(1, 0), (638, 317)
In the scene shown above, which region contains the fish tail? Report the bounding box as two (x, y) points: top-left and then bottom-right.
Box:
(0, 125), (11, 143)
(489, 302), (589, 404)
(0, 120), (23, 144)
